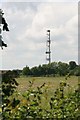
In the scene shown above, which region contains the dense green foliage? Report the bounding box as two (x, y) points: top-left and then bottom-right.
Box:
(1, 71), (19, 119)
(0, 71), (80, 119)
(22, 61), (80, 77)
(0, 9), (9, 49)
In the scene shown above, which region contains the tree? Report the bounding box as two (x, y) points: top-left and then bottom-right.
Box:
(49, 62), (58, 76)
(72, 65), (80, 76)
(41, 64), (48, 76)
(0, 9), (9, 49)
(57, 62), (69, 76)
(22, 66), (31, 76)
(69, 61), (77, 70)
(11, 69), (21, 78)
(31, 66), (38, 76)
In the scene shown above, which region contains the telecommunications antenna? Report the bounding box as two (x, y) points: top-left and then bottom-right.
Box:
(45, 30), (51, 64)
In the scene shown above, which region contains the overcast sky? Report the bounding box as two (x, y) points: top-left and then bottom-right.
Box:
(0, 0), (79, 70)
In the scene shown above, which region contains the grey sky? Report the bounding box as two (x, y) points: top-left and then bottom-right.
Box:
(1, 0), (79, 2)
(0, 1), (78, 70)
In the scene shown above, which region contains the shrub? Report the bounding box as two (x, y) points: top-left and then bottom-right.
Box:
(1, 73), (80, 119)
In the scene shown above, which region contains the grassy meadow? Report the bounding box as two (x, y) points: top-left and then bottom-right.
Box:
(16, 76), (79, 110)
(16, 76), (78, 94)
(2, 74), (80, 119)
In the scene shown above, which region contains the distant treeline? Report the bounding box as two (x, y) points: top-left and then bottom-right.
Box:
(22, 61), (80, 77)
(1, 61), (80, 78)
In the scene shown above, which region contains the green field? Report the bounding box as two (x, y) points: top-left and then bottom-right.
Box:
(16, 76), (78, 94)
(2, 75), (80, 119)
(16, 76), (79, 109)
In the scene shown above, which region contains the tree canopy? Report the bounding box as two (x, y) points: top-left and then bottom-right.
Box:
(22, 61), (79, 77)
(0, 9), (9, 49)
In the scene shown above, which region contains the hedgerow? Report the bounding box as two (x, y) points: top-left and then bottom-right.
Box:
(0, 71), (80, 119)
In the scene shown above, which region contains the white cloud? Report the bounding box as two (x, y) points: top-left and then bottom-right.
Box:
(4, 0), (79, 3)
(1, 2), (78, 69)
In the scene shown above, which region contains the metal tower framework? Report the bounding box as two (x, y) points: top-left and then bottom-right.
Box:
(46, 30), (51, 64)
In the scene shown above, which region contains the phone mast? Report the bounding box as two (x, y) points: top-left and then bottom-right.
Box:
(46, 30), (51, 64)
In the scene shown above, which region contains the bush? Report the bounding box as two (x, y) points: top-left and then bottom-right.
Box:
(1, 71), (20, 120)
(1, 73), (80, 119)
